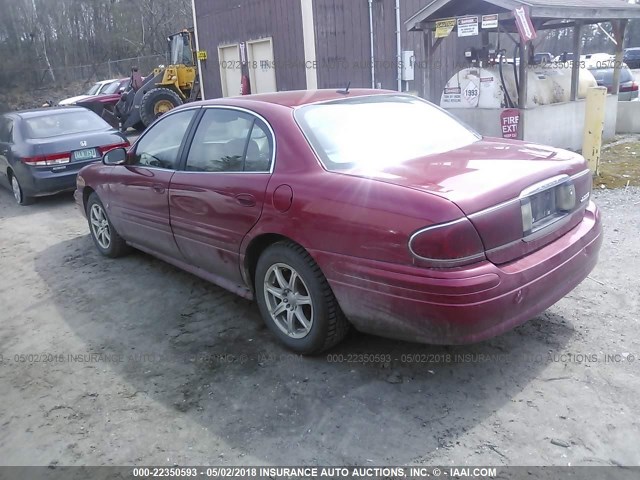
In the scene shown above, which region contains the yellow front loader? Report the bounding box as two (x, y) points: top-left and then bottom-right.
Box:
(116, 29), (202, 131)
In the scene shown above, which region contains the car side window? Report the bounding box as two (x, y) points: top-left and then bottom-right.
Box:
(0, 118), (13, 143)
(132, 110), (196, 169)
(185, 109), (273, 173)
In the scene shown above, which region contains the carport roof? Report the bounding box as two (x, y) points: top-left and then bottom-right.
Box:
(406, 0), (640, 31)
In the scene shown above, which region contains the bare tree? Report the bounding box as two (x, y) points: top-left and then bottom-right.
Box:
(0, 0), (193, 89)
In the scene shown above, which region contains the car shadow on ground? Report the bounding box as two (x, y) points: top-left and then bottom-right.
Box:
(34, 234), (575, 465)
(0, 188), (75, 220)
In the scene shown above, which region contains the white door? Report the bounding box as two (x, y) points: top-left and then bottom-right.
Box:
(247, 39), (277, 94)
(218, 45), (241, 97)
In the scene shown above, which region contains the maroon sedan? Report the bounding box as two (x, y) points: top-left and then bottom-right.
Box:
(76, 78), (131, 128)
(74, 90), (602, 354)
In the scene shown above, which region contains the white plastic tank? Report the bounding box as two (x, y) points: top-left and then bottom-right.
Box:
(440, 65), (598, 109)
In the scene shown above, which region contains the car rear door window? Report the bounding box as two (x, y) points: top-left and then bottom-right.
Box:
(0, 117), (13, 143)
(185, 109), (273, 173)
(132, 110), (197, 170)
(590, 68), (633, 85)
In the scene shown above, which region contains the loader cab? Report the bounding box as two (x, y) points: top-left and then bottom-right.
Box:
(169, 31), (195, 67)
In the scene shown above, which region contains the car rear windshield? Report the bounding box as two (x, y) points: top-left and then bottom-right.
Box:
(294, 95), (480, 171)
(23, 110), (109, 139)
(625, 49), (640, 59)
(589, 67), (634, 85)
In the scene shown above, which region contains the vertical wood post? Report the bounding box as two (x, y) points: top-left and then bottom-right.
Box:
(517, 40), (529, 140)
(611, 20), (628, 97)
(570, 22), (583, 101)
(423, 30), (432, 100)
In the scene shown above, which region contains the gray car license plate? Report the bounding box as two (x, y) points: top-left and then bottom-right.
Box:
(73, 148), (98, 161)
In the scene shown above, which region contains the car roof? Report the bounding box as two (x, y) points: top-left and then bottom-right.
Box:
(193, 89), (399, 109)
(12, 106), (89, 119)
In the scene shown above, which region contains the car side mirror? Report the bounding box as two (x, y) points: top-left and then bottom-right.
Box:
(103, 147), (127, 165)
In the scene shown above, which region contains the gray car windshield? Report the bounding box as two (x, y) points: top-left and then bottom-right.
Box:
(295, 95), (480, 171)
(23, 111), (109, 139)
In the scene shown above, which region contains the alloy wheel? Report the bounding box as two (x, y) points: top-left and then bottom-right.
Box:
(263, 263), (314, 339)
(11, 176), (21, 203)
(90, 203), (111, 250)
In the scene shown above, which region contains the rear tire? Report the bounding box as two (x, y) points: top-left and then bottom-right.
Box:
(86, 193), (130, 258)
(139, 88), (183, 127)
(255, 241), (350, 355)
(9, 172), (34, 206)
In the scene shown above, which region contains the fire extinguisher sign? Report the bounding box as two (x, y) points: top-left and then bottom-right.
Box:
(500, 109), (521, 139)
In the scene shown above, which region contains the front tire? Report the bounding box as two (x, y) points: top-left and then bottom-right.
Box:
(139, 88), (183, 127)
(255, 242), (350, 354)
(86, 193), (130, 258)
(10, 173), (34, 206)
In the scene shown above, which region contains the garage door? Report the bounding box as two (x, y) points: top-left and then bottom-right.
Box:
(247, 39), (277, 94)
(218, 44), (241, 97)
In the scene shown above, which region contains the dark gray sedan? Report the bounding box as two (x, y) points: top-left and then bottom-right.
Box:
(0, 107), (128, 205)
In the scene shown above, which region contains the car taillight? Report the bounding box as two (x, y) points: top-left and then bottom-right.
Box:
(22, 153), (71, 166)
(100, 141), (130, 155)
(409, 218), (486, 268)
(620, 82), (639, 93)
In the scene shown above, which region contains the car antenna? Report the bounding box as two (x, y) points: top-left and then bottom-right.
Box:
(337, 81), (351, 95)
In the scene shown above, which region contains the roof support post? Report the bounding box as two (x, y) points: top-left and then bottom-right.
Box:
(422, 30), (432, 100)
(518, 40), (529, 109)
(422, 31), (442, 101)
(517, 40), (529, 140)
(570, 22), (584, 101)
(611, 19), (628, 97)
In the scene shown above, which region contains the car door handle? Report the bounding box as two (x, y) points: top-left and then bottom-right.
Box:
(235, 194), (256, 207)
(152, 183), (165, 194)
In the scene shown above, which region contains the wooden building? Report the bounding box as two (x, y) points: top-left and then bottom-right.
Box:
(191, 0), (477, 100)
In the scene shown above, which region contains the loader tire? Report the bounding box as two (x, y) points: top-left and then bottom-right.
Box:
(139, 88), (183, 127)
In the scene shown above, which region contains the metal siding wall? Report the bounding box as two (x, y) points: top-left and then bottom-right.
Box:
(193, 0), (306, 98)
(193, 0), (476, 101)
(313, 0), (375, 89)
(374, 0), (401, 90)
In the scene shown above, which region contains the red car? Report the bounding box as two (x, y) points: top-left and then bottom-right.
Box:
(76, 79), (131, 128)
(74, 90), (602, 354)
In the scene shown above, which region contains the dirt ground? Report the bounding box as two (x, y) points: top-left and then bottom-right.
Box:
(599, 137), (640, 189)
(0, 82), (91, 113)
(0, 184), (639, 468)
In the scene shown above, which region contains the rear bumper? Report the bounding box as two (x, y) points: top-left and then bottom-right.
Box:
(313, 202), (603, 345)
(13, 160), (99, 197)
(619, 90), (639, 102)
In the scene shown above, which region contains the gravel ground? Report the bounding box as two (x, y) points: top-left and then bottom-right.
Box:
(0, 186), (639, 468)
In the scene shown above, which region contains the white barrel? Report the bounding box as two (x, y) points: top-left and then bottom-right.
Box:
(440, 65), (598, 109)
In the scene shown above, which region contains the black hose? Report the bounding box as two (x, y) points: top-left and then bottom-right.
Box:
(498, 50), (514, 108)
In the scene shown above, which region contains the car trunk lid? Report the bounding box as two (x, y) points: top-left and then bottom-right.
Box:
(343, 137), (591, 264)
(23, 130), (127, 169)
